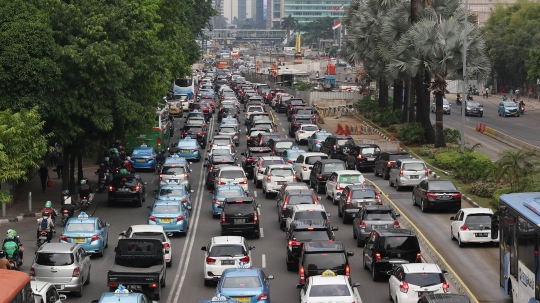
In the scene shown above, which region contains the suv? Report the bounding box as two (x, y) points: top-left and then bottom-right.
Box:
(252, 156), (285, 187)
(338, 185), (382, 223)
(262, 165), (296, 198)
(30, 243), (91, 296)
(266, 138), (295, 154)
(108, 174), (147, 207)
(298, 241), (354, 283)
(418, 294), (472, 303)
(204, 155), (236, 190)
(160, 158), (191, 188)
(389, 159), (428, 190)
(285, 221), (337, 271)
(374, 151), (412, 180)
(293, 153), (329, 183)
(220, 197), (261, 238)
(256, 133), (280, 147)
(320, 135), (355, 161)
(277, 189), (319, 229)
(240, 147), (273, 178)
(285, 204), (330, 231)
(344, 144), (381, 170)
(362, 229), (421, 281)
(309, 159), (347, 194)
(353, 206), (400, 247)
(247, 128), (272, 147)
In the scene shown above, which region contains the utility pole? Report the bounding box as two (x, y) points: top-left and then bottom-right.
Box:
(461, 0), (468, 153)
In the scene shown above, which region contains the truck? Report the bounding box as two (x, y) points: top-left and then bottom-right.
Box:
(107, 238), (166, 300)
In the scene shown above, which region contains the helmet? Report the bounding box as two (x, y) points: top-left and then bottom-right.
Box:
(61, 190), (70, 196)
(118, 145), (124, 151)
(0, 251), (5, 258)
(126, 156), (131, 161)
(45, 201), (52, 208)
(43, 210), (50, 217)
(113, 148), (119, 154)
(104, 157), (109, 162)
(6, 229), (16, 239)
(80, 179), (87, 185)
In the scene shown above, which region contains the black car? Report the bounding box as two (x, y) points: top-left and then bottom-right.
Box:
(204, 155), (237, 190)
(319, 135), (355, 160)
(289, 107), (315, 122)
(266, 138), (295, 154)
(241, 147), (273, 178)
(352, 206), (400, 247)
(289, 116), (316, 137)
(256, 132), (281, 147)
(220, 197), (261, 238)
(344, 144), (382, 170)
(374, 151), (411, 180)
(298, 241), (354, 283)
(337, 185), (382, 223)
(462, 100), (484, 117)
(309, 159), (347, 194)
(181, 125), (207, 148)
(189, 102), (212, 121)
(284, 98), (307, 115)
(277, 189), (319, 229)
(362, 229), (421, 281)
(108, 174), (147, 207)
(412, 179), (462, 212)
(246, 112), (270, 127)
(285, 220), (337, 271)
(247, 128), (271, 147)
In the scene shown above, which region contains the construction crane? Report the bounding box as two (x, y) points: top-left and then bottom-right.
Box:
(294, 33), (304, 64)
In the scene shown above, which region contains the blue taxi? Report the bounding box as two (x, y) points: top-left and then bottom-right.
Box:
(281, 147), (306, 165)
(221, 117), (240, 127)
(217, 267), (274, 303)
(130, 147), (157, 170)
(210, 185), (248, 218)
(176, 137), (201, 161)
(94, 285), (151, 303)
(307, 131), (331, 152)
(147, 199), (191, 235)
(60, 212), (109, 256)
(199, 293), (243, 303)
(155, 184), (192, 208)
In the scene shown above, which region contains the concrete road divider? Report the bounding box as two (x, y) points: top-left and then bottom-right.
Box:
(269, 110), (276, 126)
(481, 125), (540, 152)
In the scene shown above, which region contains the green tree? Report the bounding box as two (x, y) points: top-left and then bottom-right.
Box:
(281, 15), (298, 46)
(0, 107), (49, 204)
(496, 149), (539, 190)
(297, 17), (334, 46)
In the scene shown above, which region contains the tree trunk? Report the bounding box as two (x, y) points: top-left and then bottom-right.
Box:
(434, 91), (446, 147)
(77, 155), (83, 184)
(393, 80), (403, 111)
(62, 151), (69, 191)
(408, 78), (415, 123)
(378, 78), (389, 108)
(416, 73), (435, 143)
(411, 0), (419, 23)
(69, 156), (76, 192)
(402, 79), (410, 123)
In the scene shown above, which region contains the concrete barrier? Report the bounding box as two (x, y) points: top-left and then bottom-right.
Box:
(482, 125), (540, 152)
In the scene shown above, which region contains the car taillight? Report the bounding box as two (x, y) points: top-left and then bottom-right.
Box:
(267, 175), (271, 181)
(461, 225), (468, 231)
(157, 137), (161, 148)
(72, 267), (80, 277)
(60, 235), (68, 242)
(163, 243), (170, 248)
(359, 221), (366, 228)
(299, 130), (304, 133)
(301, 166), (307, 171)
(288, 240), (302, 247)
(177, 215), (184, 221)
(206, 257), (216, 264)
(247, 136), (251, 140)
(63, 209), (69, 214)
(287, 160), (293, 164)
(442, 281), (450, 293)
(336, 182), (344, 190)
(333, 145), (337, 149)
(357, 154), (362, 159)
(108, 186), (115, 191)
(257, 293), (268, 301)
(400, 281), (409, 293)
(29, 267), (35, 277)
(218, 178), (226, 185)
(425, 168), (429, 176)
(221, 213), (226, 223)
(394, 221), (400, 228)
(240, 177), (247, 184)
(375, 191), (382, 204)
(91, 234), (100, 241)
(375, 253), (382, 261)
(198, 132), (205, 136)
(240, 256), (250, 263)
(345, 264), (350, 279)
(300, 266), (305, 283)
(193, 148), (199, 152)
(214, 199), (220, 205)
(149, 216), (156, 222)
(132, 186), (140, 191)
(416, 253), (422, 262)
(452, 193), (462, 199)
(426, 192), (438, 199)
(399, 169), (403, 176)
(254, 211), (258, 222)
(387, 161), (395, 166)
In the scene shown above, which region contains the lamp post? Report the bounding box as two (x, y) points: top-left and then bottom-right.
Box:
(460, 0), (468, 153)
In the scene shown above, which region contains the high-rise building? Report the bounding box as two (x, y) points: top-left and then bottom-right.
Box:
(281, 0), (351, 24)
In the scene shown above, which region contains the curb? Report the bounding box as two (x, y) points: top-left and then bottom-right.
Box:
(0, 212), (42, 224)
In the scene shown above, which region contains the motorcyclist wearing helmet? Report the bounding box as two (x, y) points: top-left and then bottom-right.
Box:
(78, 179), (94, 205)
(3, 229), (23, 265)
(41, 201), (59, 221)
(169, 143), (180, 155)
(119, 149), (127, 161)
(99, 157), (113, 183)
(37, 211), (55, 242)
(111, 151), (123, 170)
(0, 251), (11, 269)
(156, 151), (166, 171)
(60, 190), (75, 218)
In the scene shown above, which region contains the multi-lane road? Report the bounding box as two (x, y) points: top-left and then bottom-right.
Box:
(4, 102), (510, 303)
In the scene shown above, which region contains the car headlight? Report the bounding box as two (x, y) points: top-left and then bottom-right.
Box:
(480, 108), (483, 111)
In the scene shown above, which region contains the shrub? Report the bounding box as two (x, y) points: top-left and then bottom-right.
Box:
(443, 128), (461, 144)
(389, 124), (405, 132)
(355, 95), (378, 115)
(397, 123), (425, 144)
(468, 181), (503, 198)
(379, 109), (401, 126)
(454, 152), (494, 183)
(372, 113), (381, 122)
(293, 81), (315, 91)
(492, 187), (514, 207)
(419, 145), (458, 158)
(434, 150), (461, 170)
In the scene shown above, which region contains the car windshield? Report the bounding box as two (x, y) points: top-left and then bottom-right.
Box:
(221, 170), (245, 178)
(379, 236), (419, 250)
(153, 204), (181, 213)
(468, 101), (480, 107)
(132, 149), (153, 156)
(162, 167), (185, 175)
(338, 175), (363, 183)
(351, 189), (377, 199)
(292, 231), (330, 242)
(213, 139), (231, 145)
(131, 232), (166, 241)
(297, 110), (313, 115)
(429, 181), (457, 191)
(403, 163), (425, 171)
(337, 139), (354, 146)
(222, 276), (261, 288)
(289, 195), (315, 205)
(295, 211), (327, 220)
(218, 189), (243, 197)
(65, 223), (95, 232)
(322, 163), (346, 173)
(212, 149), (232, 156)
(36, 253), (74, 266)
(464, 214), (492, 228)
(301, 125), (318, 131)
(184, 126), (203, 133)
(270, 168), (294, 177)
(364, 210), (394, 220)
(159, 188), (185, 196)
(404, 273), (444, 287)
(209, 245), (245, 257)
(360, 147), (380, 154)
(306, 156), (327, 165)
(309, 285), (351, 297)
(305, 253), (345, 270)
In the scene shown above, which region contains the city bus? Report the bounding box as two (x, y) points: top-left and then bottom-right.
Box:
(124, 106), (171, 154)
(173, 77), (195, 100)
(0, 270), (31, 303)
(492, 192), (540, 303)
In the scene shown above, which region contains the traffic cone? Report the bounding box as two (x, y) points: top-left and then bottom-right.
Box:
(356, 126), (361, 135)
(344, 125), (351, 135)
(336, 124), (343, 135)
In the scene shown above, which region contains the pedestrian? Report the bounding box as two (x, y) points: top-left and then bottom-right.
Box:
(516, 89), (520, 99)
(510, 88), (514, 98)
(56, 153), (63, 179)
(38, 162), (50, 193)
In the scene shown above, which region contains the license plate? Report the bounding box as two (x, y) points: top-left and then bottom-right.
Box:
(372, 224), (387, 229)
(54, 285), (63, 290)
(351, 214), (357, 218)
(137, 158), (145, 162)
(418, 291), (433, 297)
(161, 218), (172, 223)
(234, 298), (250, 302)
(221, 260), (235, 265)
(169, 180), (178, 184)
(276, 181), (286, 184)
(368, 157), (375, 161)
(439, 195), (450, 200)
(118, 188), (129, 191)
(183, 149), (190, 153)
(234, 219), (245, 224)
(74, 238), (85, 243)
(475, 233), (488, 237)
(39, 236), (47, 240)
(410, 175), (419, 179)
(127, 285), (142, 290)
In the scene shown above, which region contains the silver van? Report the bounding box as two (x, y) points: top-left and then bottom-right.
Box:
(160, 157), (192, 189)
(389, 159), (428, 190)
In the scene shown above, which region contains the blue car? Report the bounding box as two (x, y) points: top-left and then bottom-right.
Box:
(307, 131), (331, 152)
(96, 286), (151, 303)
(59, 213), (109, 256)
(130, 146), (157, 170)
(210, 185), (248, 218)
(221, 117), (240, 127)
(176, 136), (201, 161)
(498, 100), (520, 117)
(148, 199), (191, 235)
(281, 147), (306, 165)
(217, 267), (274, 303)
(199, 293), (243, 303)
(155, 184), (192, 208)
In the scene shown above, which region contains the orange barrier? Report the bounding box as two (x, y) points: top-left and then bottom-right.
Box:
(390, 137), (395, 141)
(336, 124), (343, 135)
(476, 122), (486, 133)
(344, 125), (351, 135)
(356, 128), (361, 135)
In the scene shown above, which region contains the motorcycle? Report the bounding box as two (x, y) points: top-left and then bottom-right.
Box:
(520, 104), (525, 114)
(36, 230), (48, 248)
(79, 196), (90, 212)
(466, 94), (473, 101)
(96, 170), (109, 193)
(61, 209), (71, 226)
(7, 256), (21, 270)
(456, 97), (462, 106)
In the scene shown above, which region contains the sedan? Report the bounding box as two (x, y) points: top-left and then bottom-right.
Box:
(498, 100), (520, 117)
(210, 185), (248, 218)
(130, 147), (157, 171)
(147, 200), (191, 235)
(307, 131), (331, 152)
(217, 268), (273, 303)
(176, 137), (202, 161)
(297, 273), (361, 303)
(60, 215), (109, 257)
(430, 99), (451, 114)
(118, 224), (173, 267)
(155, 184), (193, 208)
(412, 179), (462, 212)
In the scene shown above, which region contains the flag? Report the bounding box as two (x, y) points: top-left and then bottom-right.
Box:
(332, 20), (342, 30)
(338, 4), (344, 10)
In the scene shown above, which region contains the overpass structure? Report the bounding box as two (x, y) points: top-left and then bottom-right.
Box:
(205, 29), (286, 46)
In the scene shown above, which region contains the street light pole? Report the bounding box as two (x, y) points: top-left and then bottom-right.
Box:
(460, 0), (468, 153)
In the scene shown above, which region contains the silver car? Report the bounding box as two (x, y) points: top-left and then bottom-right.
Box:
(389, 159), (428, 190)
(352, 205), (400, 247)
(430, 99), (451, 114)
(160, 162), (191, 189)
(30, 243), (91, 296)
(337, 185), (382, 224)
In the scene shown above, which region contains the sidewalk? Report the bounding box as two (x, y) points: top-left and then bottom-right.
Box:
(0, 157), (99, 224)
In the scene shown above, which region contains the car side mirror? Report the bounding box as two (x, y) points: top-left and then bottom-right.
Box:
(296, 283), (304, 289)
(187, 206), (192, 211)
(190, 190), (194, 193)
(385, 270), (395, 276)
(257, 204), (262, 208)
(201, 246), (207, 251)
(450, 216), (455, 220)
(480, 104), (484, 107)
(119, 232), (125, 236)
(352, 283), (361, 288)
(326, 212), (331, 217)
(308, 167), (312, 169)
(203, 164), (208, 167)
(331, 226), (339, 231)
(209, 191), (215, 194)
(394, 213), (400, 217)
(241, 152), (245, 155)
(335, 192), (341, 197)
(249, 245), (255, 250)
(442, 270), (448, 274)
(347, 251), (354, 256)
(267, 275), (274, 280)
(146, 206), (152, 210)
(317, 196), (322, 200)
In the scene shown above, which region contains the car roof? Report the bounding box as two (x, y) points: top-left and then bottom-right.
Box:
(129, 225), (165, 233)
(334, 170), (363, 175)
(218, 166), (244, 171)
(363, 205), (392, 211)
(303, 241), (345, 251)
(460, 208), (494, 215)
(212, 236), (244, 245)
(346, 184), (375, 190)
(267, 164), (293, 169)
(223, 267), (261, 277)
(223, 197), (254, 203)
(211, 155), (236, 163)
(375, 228), (415, 237)
(66, 216), (98, 224)
(383, 151), (410, 155)
(310, 275), (349, 285)
(302, 152), (327, 157)
(318, 159), (346, 164)
(159, 184), (187, 189)
(328, 135), (353, 139)
(402, 263), (441, 273)
(38, 243), (77, 253)
(99, 292), (147, 303)
(269, 138), (294, 142)
(260, 156), (283, 160)
(293, 204), (325, 211)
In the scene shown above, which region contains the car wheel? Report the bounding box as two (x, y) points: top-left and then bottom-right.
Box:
(286, 259), (295, 271)
(396, 184), (402, 191)
(412, 193), (417, 206)
(166, 260), (172, 268)
(135, 196), (143, 208)
(389, 284), (393, 301)
(316, 183), (324, 194)
(255, 180), (261, 188)
(371, 265), (379, 281)
(363, 255), (369, 270)
(74, 283), (83, 297)
(265, 191), (271, 199)
(332, 195), (338, 205)
(450, 227), (455, 241)
(357, 237), (364, 247)
(84, 270), (90, 285)
(204, 279), (213, 286)
(383, 169), (390, 180)
(389, 179), (394, 187)
(374, 167), (380, 177)
(480, 114), (483, 117)
(143, 192), (146, 202)
(421, 199), (427, 213)
(253, 230), (260, 239)
(338, 205), (343, 217)
(298, 174), (303, 183)
(458, 234), (466, 247)
(206, 183), (213, 190)
(353, 229), (357, 239)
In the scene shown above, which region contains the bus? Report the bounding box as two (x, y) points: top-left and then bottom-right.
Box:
(216, 59), (232, 69)
(219, 50), (231, 59)
(173, 77), (195, 100)
(492, 192), (540, 303)
(0, 270), (31, 303)
(124, 106), (171, 154)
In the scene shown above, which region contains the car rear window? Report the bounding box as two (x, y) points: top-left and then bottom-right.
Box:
(220, 127), (236, 133)
(364, 210), (394, 220)
(338, 174), (363, 183)
(289, 195), (316, 205)
(65, 223), (95, 232)
(249, 130), (267, 137)
(213, 139), (231, 145)
(351, 189), (377, 199)
(464, 214), (492, 228)
(429, 181), (457, 191)
(132, 149), (153, 156)
(295, 211), (327, 221)
(162, 166), (185, 175)
(154, 204), (181, 213)
(270, 168), (294, 177)
(389, 154), (411, 160)
(222, 276), (261, 288)
(220, 170), (245, 178)
(209, 245), (245, 257)
(404, 273), (444, 287)
(337, 139), (354, 146)
(112, 177), (137, 186)
(297, 109), (313, 115)
(360, 147), (380, 154)
(305, 156), (328, 164)
(256, 123), (273, 129)
(296, 119), (311, 124)
(159, 188), (185, 196)
(251, 151), (272, 157)
(248, 107), (263, 112)
(224, 203), (254, 213)
(184, 126), (203, 133)
(301, 125), (318, 131)
(322, 163), (346, 173)
(379, 236), (419, 250)
(262, 160), (284, 167)
(36, 253), (74, 266)
(131, 232), (166, 242)
(275, 141), (294, 149)
(292, 231), (330, 242)
(290, 100), (304, 105)
(309, 285), (350, 297)
(217, 189), (243, 197)
(212, 149), (232, 156)
(403, 163), (426, 171)
(304, 253), (345, 270)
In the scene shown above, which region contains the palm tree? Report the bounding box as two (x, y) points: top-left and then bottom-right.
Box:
(496, 149), (539, 190)
(281, 15), (298, 46)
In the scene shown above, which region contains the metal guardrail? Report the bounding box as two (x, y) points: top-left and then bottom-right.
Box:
(367, 180), (479, 303)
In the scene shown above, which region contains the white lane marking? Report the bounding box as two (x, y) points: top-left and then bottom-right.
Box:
(279, 122), (282, 125)
(260, 228), (264, 238)
(282, 128), (285, 131)
(257, 207), (261, 216)
(253, 191), (258, 197)
(262, 254), (266, 268)
(151, 176), (155, 184)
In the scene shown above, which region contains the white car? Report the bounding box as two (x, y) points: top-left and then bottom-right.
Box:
(388, 263), (450, 303)
(285, 204), (329, 231)
(214, 167), (248, 192)
(293, 153), (328, 183)
(325, 170), (366, 204)
(450, 208), (499, 247)
(119, 225), (173, 267)
(207, 145), (235, 158)
(246, 105), (265, 119)
(295, 124), (319, 144)
(262, 165), (296, 198)
(298, 272), (361, 303)
(252, 157), (285, 188)
(31, 281), (67, 303)
(430, 98), (451, 114)
(201, 236), (255, 286)
(209, 135), (235, 149)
